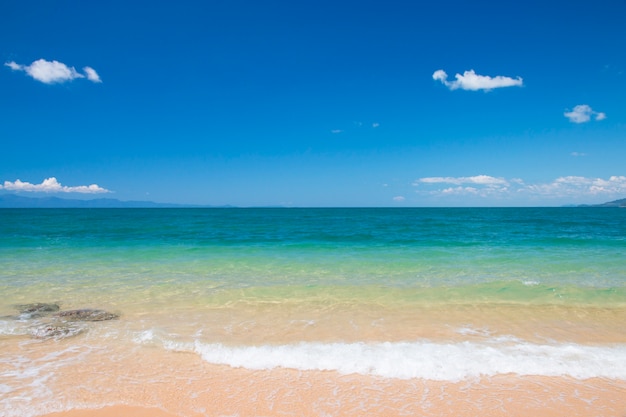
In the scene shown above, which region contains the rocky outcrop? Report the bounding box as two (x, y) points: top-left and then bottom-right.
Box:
(16, 303), (60, 318)
(29, 323), (86, 339)
(13, 303), (120, 340)
(56, 309), (119, 322)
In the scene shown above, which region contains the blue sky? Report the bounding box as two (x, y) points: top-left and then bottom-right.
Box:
(1, 0), (625, 206)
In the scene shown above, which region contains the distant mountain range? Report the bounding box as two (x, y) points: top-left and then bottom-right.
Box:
(0, 193), (625, 208)
(579, 198), (626, 208)
(0, 194), (202, 208)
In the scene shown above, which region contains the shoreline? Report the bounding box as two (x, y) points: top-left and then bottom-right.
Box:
(16, 343), (626, 417)
(6, 335), (623, 417)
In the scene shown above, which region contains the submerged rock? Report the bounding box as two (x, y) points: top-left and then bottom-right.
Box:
(14, 305), (120, 340)
(16, 303), (60, 319)
(29, 323), (85, 340)
(56, 309), (119, 322)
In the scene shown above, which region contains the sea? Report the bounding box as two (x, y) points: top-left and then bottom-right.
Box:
(1, 207), (625, 416)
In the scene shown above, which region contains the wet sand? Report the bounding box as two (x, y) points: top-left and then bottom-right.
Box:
(43, 406), (178, 417)
(29, 343), (626, 417)
(38, 375), (626, 417)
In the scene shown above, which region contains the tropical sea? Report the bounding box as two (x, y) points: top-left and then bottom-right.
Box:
(0, 207), (625, 416)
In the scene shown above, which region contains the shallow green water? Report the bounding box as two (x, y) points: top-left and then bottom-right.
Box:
(1, 207), (625, 309)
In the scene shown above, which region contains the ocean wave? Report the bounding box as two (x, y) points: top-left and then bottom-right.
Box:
(154, 338), (626, 381)
(0, 319), (27, 337)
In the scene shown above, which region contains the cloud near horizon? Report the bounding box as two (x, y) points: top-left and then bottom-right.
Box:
(433, 69), (523, 91)
(5, 59), (101, 84)
(415, 175), (626, 200)
(564, 104), (606, 123)
(418, 175), (510, 186)
(0, 177), (110, 193)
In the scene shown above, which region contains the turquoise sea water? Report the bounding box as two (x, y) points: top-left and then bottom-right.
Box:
(1, 207), (625, 305)
(1, 208), (626, 416)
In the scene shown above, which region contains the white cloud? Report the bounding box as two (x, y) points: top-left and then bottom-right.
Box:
(393, 196), (406, 202)
(83, 66), (102, 83)
(433, 69), (523, 91)
(0, 177), (110, 194)
(564, 104), (606, 123)
(416, 175), (509, 186)
(414, 175), (626, 200)
(5, 61), (21, 70)
(442, 186), (479, 195)
(414, 176), (511, 199)
(525, 176), (626, 196)
(5, 59), (102, 84)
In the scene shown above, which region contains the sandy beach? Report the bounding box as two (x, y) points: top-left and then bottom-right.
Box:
(37, 371), (626, 417)
(19, 334), (626, 417)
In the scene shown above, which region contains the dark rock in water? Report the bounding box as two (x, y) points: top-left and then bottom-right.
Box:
(17, 306), (119, 339)
(17, 302), (60, 314)
(56, 309), (119, 322)
(16, 303), (60, 318)
(29, 323), (85, 340)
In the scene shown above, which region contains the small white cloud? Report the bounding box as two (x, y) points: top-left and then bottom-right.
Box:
(441, 186), (479, 195)
(5, 59), (102, 84)
(571, 152), (587, 157)
(83, 66), (102, 83)
(433, 69), (523, 91)
(532, 176), (626, 196)
(5, 61), (21, 70)
(393, 196), (406, 202)
(416, 175), (509, 186)
(0, 177), (110, 193)
(15, 59), (83, 83)
(331, 129), (343, 134)
(414, 174), (626, 200)
(372, 123), (380, 128)
(432, 69), (447, 83)
(564, 104), (606, 123)
(415, 175), (510, 199)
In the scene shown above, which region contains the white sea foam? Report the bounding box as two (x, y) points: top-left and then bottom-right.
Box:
(455, 325), (493, 337)
(132, 328), (159, 344)
(165, 340), (626, 381)
(0, 346), (94, 417)
(0, 320), (17, 336)
(0, 318), (29, 337)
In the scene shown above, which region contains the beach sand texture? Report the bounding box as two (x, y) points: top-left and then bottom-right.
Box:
(24, 337), (626, 417)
